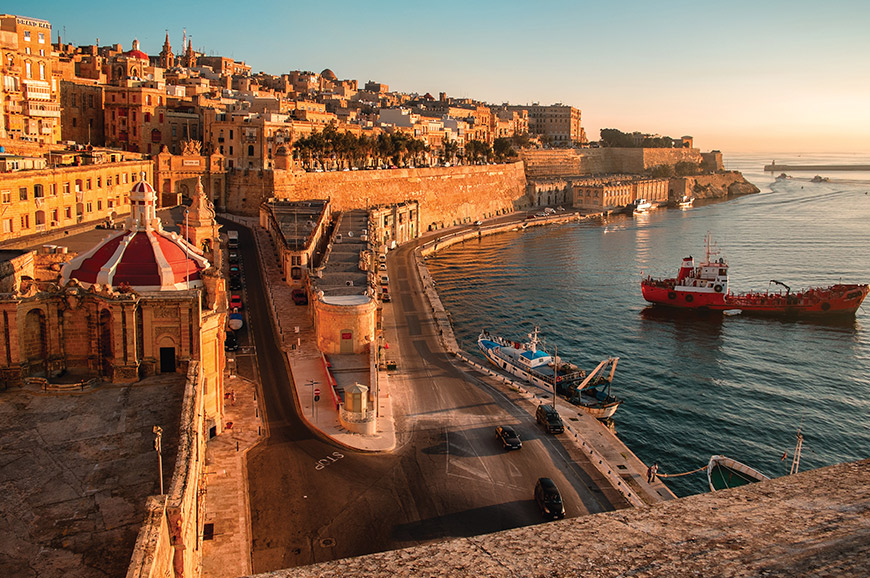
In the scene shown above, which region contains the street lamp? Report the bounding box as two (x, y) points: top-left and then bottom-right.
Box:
(307, 379), (319, 421)
(153, 425), (164, 495)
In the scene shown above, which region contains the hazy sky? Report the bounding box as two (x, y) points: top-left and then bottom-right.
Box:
(12, 0), (870, 154)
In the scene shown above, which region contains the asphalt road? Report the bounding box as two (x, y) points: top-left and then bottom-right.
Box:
(224, 219), (621, 573)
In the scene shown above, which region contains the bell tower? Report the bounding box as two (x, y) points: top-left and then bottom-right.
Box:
(181, 177), (219, 259)
(159, 31), (174, 69)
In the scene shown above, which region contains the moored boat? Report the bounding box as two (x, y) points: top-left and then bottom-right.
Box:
(641, 233), (869, 316)
(632, 198), (653, 214)
(478, 328), (622, 419)
(676, 195), (694, 209)
(707, 455), (770, 491)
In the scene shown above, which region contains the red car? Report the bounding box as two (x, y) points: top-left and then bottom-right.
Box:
(229, 294), (243, 310)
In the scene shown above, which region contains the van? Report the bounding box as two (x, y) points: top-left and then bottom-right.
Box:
(291, 288), (308, 306)
(534, 477), (565, 519)
(536, 404), (564, 434)
(227, 230), (239, 249)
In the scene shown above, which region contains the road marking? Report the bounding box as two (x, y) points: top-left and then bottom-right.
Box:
(315, 451), (345, 470)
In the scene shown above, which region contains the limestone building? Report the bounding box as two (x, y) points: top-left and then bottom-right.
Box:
(0, 174), (227, 437)
(0, 14), (61, 144)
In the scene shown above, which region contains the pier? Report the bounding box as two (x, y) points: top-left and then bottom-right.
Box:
(764, 162), (870, 172)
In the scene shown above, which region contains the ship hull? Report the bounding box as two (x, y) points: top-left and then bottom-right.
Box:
(642, 282), (869, 316)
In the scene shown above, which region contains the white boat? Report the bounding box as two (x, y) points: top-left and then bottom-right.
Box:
(478, 328), (622, 419)
(632, 198), (653, 214)
(677, 195), (694, 209)
(707, 455), (769, 491)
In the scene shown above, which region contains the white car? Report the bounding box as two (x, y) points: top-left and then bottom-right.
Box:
(379, 263), (387, 271)
(380, 275), (389, 285)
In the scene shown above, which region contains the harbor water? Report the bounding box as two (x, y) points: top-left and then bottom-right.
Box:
(426, 152), (870, 497)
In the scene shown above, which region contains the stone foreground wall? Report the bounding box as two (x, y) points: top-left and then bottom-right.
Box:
(521, 147), (704, 177)
(225, 163), (528, 231)
(249, 459), (870, 578)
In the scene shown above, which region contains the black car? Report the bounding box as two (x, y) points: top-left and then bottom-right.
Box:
(535, 404), (564, 434)
(228, 250), (239, 264)
(224, 332), (239, 351)
(495, 425), (522, 450)
(534, 477), (565, 519)
(229, 276), (243, 290)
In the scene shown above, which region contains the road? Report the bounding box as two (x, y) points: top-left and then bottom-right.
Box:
(223, 219), (622, 573)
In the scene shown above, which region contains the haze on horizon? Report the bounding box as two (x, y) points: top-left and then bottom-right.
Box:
(15, 0), (870, 155)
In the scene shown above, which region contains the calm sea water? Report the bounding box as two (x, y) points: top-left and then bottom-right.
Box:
(427, 152), (870, 496)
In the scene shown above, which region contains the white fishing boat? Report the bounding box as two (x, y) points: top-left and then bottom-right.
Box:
(632, 198), (653, 214)
(478, 328), (622, 419)
(677, 195), (694, 209)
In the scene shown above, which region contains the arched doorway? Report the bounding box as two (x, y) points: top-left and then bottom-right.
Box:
(23, 309), (47, 376)
(158, 337), (176, 373)
(99, 309), (113, 378)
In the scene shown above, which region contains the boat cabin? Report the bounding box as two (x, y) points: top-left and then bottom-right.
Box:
(518, 349), (552, 369)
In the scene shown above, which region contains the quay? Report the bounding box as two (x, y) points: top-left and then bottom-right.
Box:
(764, 162), (870, 172)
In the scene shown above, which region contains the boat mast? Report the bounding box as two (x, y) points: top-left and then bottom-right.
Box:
(553, 344), (558, 408)
(790, 428), (804, 475)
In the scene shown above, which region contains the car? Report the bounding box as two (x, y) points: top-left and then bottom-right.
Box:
(224, 332), (239, 351)
(378, 253), (387, 263)
(229, 294), (243, 310)
(229, 265), (241, 277)
(525, 214), (536, 220)
(495, 425), (522, 450)
(534, 477), (565, 519)
(381, 292), (391, 302)
(229, 277), (243, 290)
(380, 275), (389, 285)
(536, 404), (564, 434)
(474, 220), (483, 226)
(378, 263), (387, 271)
(291, 288), (308, 305)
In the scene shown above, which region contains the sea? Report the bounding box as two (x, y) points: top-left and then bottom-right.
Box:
(426, 152), (870, 497)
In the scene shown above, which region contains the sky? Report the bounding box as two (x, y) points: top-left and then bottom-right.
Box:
(11, 0), (870, 154)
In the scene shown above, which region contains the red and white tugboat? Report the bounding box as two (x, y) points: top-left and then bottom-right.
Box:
(641, 233), (869, 316)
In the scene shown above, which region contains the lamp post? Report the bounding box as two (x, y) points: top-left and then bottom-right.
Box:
(153, 425), (164, 494)
(307, 379), (319, 421)
(184, 209), (190, 290)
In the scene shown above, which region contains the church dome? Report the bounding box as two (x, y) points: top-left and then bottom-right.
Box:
(124, 38), (149, 61)
(61, 174), (209, 291)
(321, 68), (337, 81)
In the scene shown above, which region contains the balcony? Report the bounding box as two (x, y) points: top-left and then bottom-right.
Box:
(24, 102), (60, 118)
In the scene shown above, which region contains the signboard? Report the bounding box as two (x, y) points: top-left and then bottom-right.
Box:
(341, 332), (352, 340)
(182, 159), (201, 166)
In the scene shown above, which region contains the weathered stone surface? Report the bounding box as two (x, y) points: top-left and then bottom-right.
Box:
(249, 459), (870, 578)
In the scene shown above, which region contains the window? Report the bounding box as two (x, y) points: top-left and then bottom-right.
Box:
(63, 182), (70, 195)
(24, 31), (31, 42)
(146, 95), (151, 105)
(248, 145), (254, 156)
(38, 32), (45, 44)
(49, 183), (57, 196)
(97, 200), (102, 210)
(96, 177), (102, 188)
(2, 219), (12, 233)
(39, 63), (45, 80)
(86, 179), (92, 190)
(229, 130), (234, 139)
(171, 125), (177, 138)
(144, 112), (150, 122)
(86, 201), (92, 213)
(1, 190), (9, 204)
(34, 184), (44, 198)
(19, 187), (27, 201)
(25, 61), (31, 78)
(72, 117), (77, 128)
(229, 146), (233, 155)
(65, 206), (72, 219)
(122, 173), (128, 184)
(75, 179), (82, 192)
(20, 215), (29, 229)
(159, 112), (164, 123)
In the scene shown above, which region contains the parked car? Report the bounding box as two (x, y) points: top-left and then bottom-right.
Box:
(380, 274), (389, 285)
(378, 253), (387, 263)
(229, 294), (243, 310)
(229, 277), (243, 291)
(495, 425), (522, 450)
(229, 265), (241, 278)
(291, 288), (308, 306)
(381, 292), (391, 302)
(534, 477), (565, 519)
(224, 332), (239, 351)
(536, 404), (564, 434)
(474, 220), (483, 226)
(379, 263), (387, 271)
(228, 251), (239, 264)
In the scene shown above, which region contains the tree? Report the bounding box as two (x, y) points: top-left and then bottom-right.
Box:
(493, 137), (516, 161)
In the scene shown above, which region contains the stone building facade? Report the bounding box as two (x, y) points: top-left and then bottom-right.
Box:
(0, 14), (61, 144)
(0, 155), (152, 244)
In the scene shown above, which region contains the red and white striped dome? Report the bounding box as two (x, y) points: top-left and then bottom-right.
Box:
(62, 174), (210, 291)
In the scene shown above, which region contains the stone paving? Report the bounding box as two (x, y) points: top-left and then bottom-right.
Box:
(0, 374), (186, 578)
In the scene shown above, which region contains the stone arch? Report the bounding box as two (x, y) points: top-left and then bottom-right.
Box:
(23, 308), (48, 376)
(156, 335), (177, 373)
(99, 309), (113, 378)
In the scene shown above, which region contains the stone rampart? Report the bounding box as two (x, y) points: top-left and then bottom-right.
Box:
(250, 458), (870, 578)
(226, 163), (528, 232)
(520, 147), (705, 177)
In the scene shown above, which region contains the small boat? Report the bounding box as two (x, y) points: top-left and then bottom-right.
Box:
(641, 233), (869, 316)
(676, 195), (694, 209)
(707, 455), (769, 491)
(478, 328), (622, 419)
(810, 175), (829, 183)
(632, 198), (652, 214)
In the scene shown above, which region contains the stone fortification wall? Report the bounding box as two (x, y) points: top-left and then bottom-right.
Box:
(520, 147), (705, 177)
(671, 171), (760, 199)
(226, 163), (528, 231)
(251, 458), (870, 578)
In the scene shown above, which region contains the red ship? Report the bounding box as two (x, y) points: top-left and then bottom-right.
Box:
(641, 234), (869, 316)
